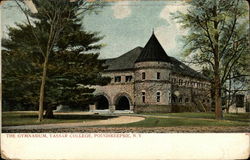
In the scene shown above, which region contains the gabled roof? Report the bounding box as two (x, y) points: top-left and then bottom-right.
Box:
(135, 33), (171, 63)
(104, 47), (143, 71)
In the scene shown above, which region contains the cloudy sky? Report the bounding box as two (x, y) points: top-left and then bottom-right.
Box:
(1, 1), (189, 59)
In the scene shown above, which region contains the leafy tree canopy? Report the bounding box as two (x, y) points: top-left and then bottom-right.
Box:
(2, 0), (111, 115)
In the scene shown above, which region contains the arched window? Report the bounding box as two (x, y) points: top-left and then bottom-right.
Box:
(156, 91), (161, 102)
(185, 98), (189, 103)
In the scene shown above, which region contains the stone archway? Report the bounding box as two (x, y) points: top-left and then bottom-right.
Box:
(115, 96), (130, 110)
(95, 95), (109, 110)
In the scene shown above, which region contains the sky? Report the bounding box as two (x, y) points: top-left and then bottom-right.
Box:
(1, 0), (189, 59)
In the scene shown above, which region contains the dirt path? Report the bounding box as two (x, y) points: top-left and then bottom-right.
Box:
(2, 116), (145, 130)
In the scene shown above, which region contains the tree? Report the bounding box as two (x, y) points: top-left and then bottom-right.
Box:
(175, 0), (249, 119)
(2, 0), (110, 119)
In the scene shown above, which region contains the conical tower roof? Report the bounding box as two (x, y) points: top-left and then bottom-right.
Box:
(135, 32), (171, 63)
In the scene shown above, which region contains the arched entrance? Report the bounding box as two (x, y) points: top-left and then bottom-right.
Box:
(115, 96), (130, 110)
(95, 95), (109, 110)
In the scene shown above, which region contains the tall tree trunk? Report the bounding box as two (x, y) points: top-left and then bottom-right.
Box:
(214, 71), (222, 119)
(38, 54), (49, 122)
(226, 74), (232, 113)
(214, 41), (222, 119)
(213, 5), (223, 120)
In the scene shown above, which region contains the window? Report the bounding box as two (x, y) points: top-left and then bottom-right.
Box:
(184, 81), (187, 86)
(185, 98), (189, 103)
(172, 78), (176, 83)
(114, 76), (121, 82)
(207, 99), (210, 103)
(179, 79), (183, 85)
(142, 72), (145, 80)
(172, 95), (177, 103)
(179, 97), (182, 103)
(157, 72), (161, 79)
(142, 92), (145, 103)
(156, 91), (161, 102)
(169, 93), (171, 103)
(125, 76), (132, 82)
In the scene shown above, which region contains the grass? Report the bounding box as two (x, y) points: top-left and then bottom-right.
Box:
(107, 112), (250, 127)
(110, 117), (249, 127)
(2, 111), (250, 127)
(141, 112), (250, 122)
(2, 112), (117, 126)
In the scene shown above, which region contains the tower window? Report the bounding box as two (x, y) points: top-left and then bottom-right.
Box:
(114, 76), (121, 82)
(156, 91), (161, 102)
(185, 98), (189, 103)
(142, 72), (145, 80)
(157, 72), (160, 79)
(125, 76), (132, 82)
(142, 92), (145, 103)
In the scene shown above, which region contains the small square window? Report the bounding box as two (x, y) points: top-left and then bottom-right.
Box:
(125, 76), (132, 82)
(114, 76), (121, 82)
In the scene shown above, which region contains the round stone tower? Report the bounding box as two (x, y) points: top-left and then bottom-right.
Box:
(134, 32), (172, 112)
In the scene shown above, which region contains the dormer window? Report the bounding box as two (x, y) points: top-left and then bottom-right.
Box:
(142, 72), (146, 80)
(157, 72), (160, 79)
(114, 76), (121, 82)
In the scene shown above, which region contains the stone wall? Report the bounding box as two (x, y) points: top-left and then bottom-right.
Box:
(134, 105), (171, 113)
(171, 73), (211, 111)
(91, 61), (212, 113)
(94, 70), (135, 111)
(134, 61), (172, 106)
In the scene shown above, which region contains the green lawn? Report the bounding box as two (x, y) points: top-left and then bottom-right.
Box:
(2, 112), (117, 126)
(142, 112), (250, 122)
(2, 111), (250, 127)
(109, 112), (250, 127)
(110, 117), (249, 127)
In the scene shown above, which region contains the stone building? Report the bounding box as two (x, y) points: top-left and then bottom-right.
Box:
(90, 33), (211, 113)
